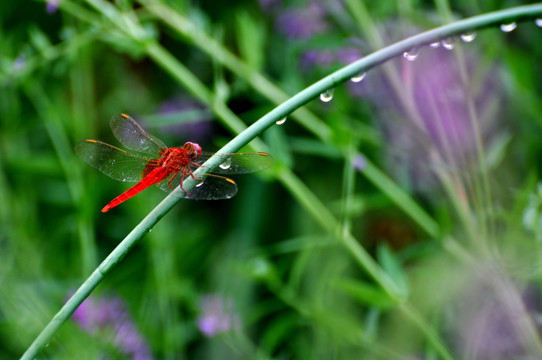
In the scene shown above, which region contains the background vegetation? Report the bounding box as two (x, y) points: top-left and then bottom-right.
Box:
(2, 0), (542, 359)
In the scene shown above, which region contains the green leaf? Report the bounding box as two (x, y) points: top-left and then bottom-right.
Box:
(377, 244), (409, 298)
(335, 278), (396, 309)
(235, 11), (265, 71)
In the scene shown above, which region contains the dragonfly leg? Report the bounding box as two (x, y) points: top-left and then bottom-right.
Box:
(178, 167), (200, 197)
(178, 168), (189, 195)
(168, 171), (179, 191)
(187, 163), (205, 182)
(174, 165), (208, 198)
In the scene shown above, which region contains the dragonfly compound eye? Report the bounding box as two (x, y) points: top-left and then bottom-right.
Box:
(184, 142), (202, 158)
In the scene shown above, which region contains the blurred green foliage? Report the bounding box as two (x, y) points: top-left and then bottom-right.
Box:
(2, 0), (542, 359)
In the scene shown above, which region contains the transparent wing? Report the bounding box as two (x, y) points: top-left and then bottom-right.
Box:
(194, 152), (274, 175)
(155, 173), (238, 200)
(75, 140), (154, 182)
(110, 114), (167, 155)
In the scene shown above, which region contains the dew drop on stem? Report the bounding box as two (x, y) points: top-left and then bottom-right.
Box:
(441, 38), (455, 50)
(535, 18), (542, 27)
(320, 88), (334, 102)
(219, 158), (232, 170)
(429, 41), (440, 48)
(500, 22), (517, 32)
(403, 49), (419, 61)
(276, 117), (287, 125)
(350, 72), (367, 83)
(460, 32), (477, 42)
(196, 181), (205, 187)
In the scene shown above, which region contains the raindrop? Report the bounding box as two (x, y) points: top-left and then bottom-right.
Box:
(536, 18), (542, 27)
(276, 117), (287, 125)
(350, 72), (367, 83)
(320, 88), (334, 102)
(403, 49), (419, 61)
(219, 158), (232, 170)
(441, 38), (455, 50)
(500, 22), (517, 32)
(460, 32), (477, 42)
(429, 41), (440, 48)
(196, 181), (205, 187)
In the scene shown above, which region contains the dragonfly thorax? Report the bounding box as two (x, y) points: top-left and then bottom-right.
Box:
(157, 147), (190, 171)
(157, 142), (201, 171)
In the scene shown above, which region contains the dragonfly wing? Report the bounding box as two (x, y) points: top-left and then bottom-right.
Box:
(110, 114), (167, 155)
(155, 173), (238, 200)
(194, 152), (273, 175)
(75, 140), (153, 182)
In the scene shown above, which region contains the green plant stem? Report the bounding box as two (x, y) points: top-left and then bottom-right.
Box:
(340, 139), (357, 237)
(22, 82), (97, 275)
(399, 302), (454, 360)
(439, 0), (495, 249)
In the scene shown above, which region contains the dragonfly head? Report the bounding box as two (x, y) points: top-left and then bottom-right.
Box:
(183, 142), (202, 158)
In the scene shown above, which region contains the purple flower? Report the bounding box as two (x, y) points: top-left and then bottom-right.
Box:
(154, 96), (213, 144)
(197, 294), (241, 337)
(299, 49), (335, 70)
(276, 3), (329, 40)
(69, 292), (152, 359)
(366, 46), (502, 193)
(46, 0), (61, 14)
(299, 45), (364, 72)
(351, 154), (367, 171)
(13, 56), (26, 73)
(259, 0), (282, 12)
(335, 47), (364, 64)
(452, 269), (541, 359)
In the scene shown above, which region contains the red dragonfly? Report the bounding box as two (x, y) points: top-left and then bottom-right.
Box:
(75, 114), (273, 212)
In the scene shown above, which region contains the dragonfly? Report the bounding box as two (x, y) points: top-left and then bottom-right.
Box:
(75, 114), (273, 212)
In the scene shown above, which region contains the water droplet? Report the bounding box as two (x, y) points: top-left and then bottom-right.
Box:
(219, 158), (232, 170)
(403, 49), (419, 61)
(196, 181), (205, 187)
(500, 22), (517, 32)
(429, 41), (440, 48)
(350, 72), (367, 83)
(276, 117), (287, 125)
(535, 18), (542, 27)
(441, 38), (455, 50)
(320, 88), (334, 102)
(148, 228), (153, 232)
(460, 32), (477, 42)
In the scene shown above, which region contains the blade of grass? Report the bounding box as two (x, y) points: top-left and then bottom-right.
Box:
(22, 82), (97, 276)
